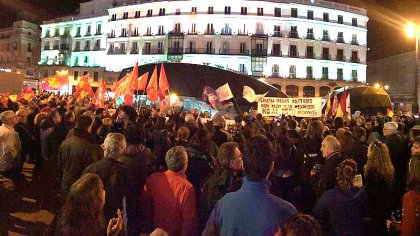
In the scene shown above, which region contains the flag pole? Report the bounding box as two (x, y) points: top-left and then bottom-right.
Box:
(231, 97), (243, 117)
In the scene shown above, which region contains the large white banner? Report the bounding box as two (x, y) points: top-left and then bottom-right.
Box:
(257, 97), (323, 117)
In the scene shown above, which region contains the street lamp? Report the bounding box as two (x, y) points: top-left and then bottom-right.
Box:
(406, 21), (420, 112)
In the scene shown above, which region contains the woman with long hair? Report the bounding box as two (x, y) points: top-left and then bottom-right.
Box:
(364, 139), (395, 235)
(401, 154), (420, 236)
(56, 173), (122, 236)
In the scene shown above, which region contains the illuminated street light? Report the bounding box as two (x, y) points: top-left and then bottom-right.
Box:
(406, 22), (416, 38)
(384, 85), (389, 90)
(374, 83), (381, 89)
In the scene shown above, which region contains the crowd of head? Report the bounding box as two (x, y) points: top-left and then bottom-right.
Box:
(0, 91), (419, 236)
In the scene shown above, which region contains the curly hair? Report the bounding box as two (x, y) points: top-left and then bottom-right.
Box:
(103, 133), (126, 159)
(365, 139), (394, 189)
(58, 173), (105, 236)
(281, 214), (322, 236)
(336, 159), (357, 191)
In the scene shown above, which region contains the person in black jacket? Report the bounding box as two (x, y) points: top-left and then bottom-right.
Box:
(313, 135), (344, 198)
(84, 133), (129, 227)
(15, 109), (34, 165)
(343, 127), (368, 175)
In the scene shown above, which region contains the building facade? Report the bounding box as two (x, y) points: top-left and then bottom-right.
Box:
(0, 20), (40, 80)
(367, 51), (416, 112)
(39, 0), (368, 95)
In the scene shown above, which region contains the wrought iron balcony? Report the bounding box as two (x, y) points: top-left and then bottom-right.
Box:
(289, 32), (299, 39)
(251, 49), (268, 56)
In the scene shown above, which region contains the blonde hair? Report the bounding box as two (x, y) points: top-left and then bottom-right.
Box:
(103, 133), (126, 159)
(101, 118), (112, 127)
(364, 140), (394, 188)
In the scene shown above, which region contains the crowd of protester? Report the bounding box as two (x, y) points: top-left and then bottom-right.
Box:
(0, 91), (419, 236)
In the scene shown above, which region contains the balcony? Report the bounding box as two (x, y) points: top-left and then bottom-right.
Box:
(44, 34), (51, 38)
(168, 47), (183, 55)
(43, 46), (50, 50)
(130, 49), (139, 54)
(351, 40), (359, 45)
(219, 49), (250, 55)
(288, 52), (299, 58)
(352, 77), (358, 82)
(85, 32), (92, 37)
(351, 57), (360, 63)
(321, 75), (329, 80)
(142, 48), (164, 54)
(289, 32), (299, 39)
(168, 31), (184, 36)
(322, 54), (331, 60)
(251, 49), (268, 56)
(237, 31), (248, 36)
(53, 45), (59, 50)
(270, 50), (282, 57)
(93, 46), (101, 51)
(272, 32), (282, 37)
(322, 35), (331, 41)
(156, 32), (165, 36)
(336, 55), (346, 62)
(108, 34), (116, 38)
(95, 31), (102, 35)
(221, 29), (232, 35)
(120, 34), (128, 38)
(74, 33), (81, 38)
(83, 47), (91, 51)
(337, 76), (344, 81)
(53, 32), (60, 37)
(204, 30), (215, 35)
(131, 33), (140, 37)
(187, 31), (198, 35)
(272, 72), (280, 77)
(306, 33), (315, 40)
(305, 52), (315, 59)
(336, 37), (345, 43)
(107, 49), (126, 55)
(73, 47), (81, 52)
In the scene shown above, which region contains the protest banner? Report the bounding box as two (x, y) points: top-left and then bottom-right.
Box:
(257, 97), (322, 117)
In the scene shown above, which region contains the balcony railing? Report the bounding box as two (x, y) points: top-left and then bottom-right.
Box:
(289, 32), (299, 39)
(219, 49), (250, 55)
(351, 57), (360, 63)
(351, 40), (359, 45)
(271, 50), (282, 57)
(83, 47), (91, 51)
(130, 49), (139, 54)
(93, 46), (101, 51)
(337, 76), (344, 81)
(43, 46), (50, 50)
(60, 44), (69, 50)
(251, 49), (268, 56)
(221, 29), (232, 35)
(120, 34), (128, 38)
(336, 55), (346, 62)
(322, 35), (331, 41)
(352, 77), (358, 82)
(85, 32), (91, 36)
(53, 45), (59, 50)
(131, 33), (140, 37)
(187, 31), (198, 35)
(272, 72), (280, 77)
(74, 33), (81, 38)
(142, 48), (164, 54)
(272, 32), (282, 37)
(321, 75), (329, 80)
(95, 31), (102, 35)
(322, 54), (331, 60)
(108, 34), (116, 38)
(306, 33), (315, 40)
(288, 52), (299, 58)
(107, 49), (126, 55)
(204, 30), (215, 35)
(305, 53), (315, 59)
(168, 47), (183, 54)
(336, 37), (345, 43)
(73, 47), (81, 52)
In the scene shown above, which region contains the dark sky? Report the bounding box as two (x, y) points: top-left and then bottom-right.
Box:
(0, 0), (419, 61)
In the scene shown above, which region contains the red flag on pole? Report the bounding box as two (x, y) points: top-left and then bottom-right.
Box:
(129, 62), (139, 91)
(19, 85), (35, 101)
(159, 63), (169, 93)
(331, 93), (339, 117)
(74, 75), (94, 102)
(92, 79), (107, 108)
(146, 66), (158, 103)
(137, 72), (149, 91)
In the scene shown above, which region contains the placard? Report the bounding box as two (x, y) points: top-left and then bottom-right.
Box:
(257, 97), (322, 117)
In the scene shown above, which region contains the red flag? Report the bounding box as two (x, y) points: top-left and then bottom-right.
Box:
(129, 62), (139, 91)
(336, 90), (347, 117)
(111, 73), (129, 92)
(159, 95), (170, 111)
(146, 66), (158, 103)
(92, 79), (107, 108)
(137, 72), (149, 91)
(74, 75), (94, 102)
(159, 63), (169, 94)
(42, 74), (69, 91)
(19, 85), (35, 101)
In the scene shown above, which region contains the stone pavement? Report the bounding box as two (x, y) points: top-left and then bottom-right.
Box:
(4, 162), (62, 236)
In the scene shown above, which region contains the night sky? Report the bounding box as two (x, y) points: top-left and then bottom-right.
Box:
(0, 0), (419, 61)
